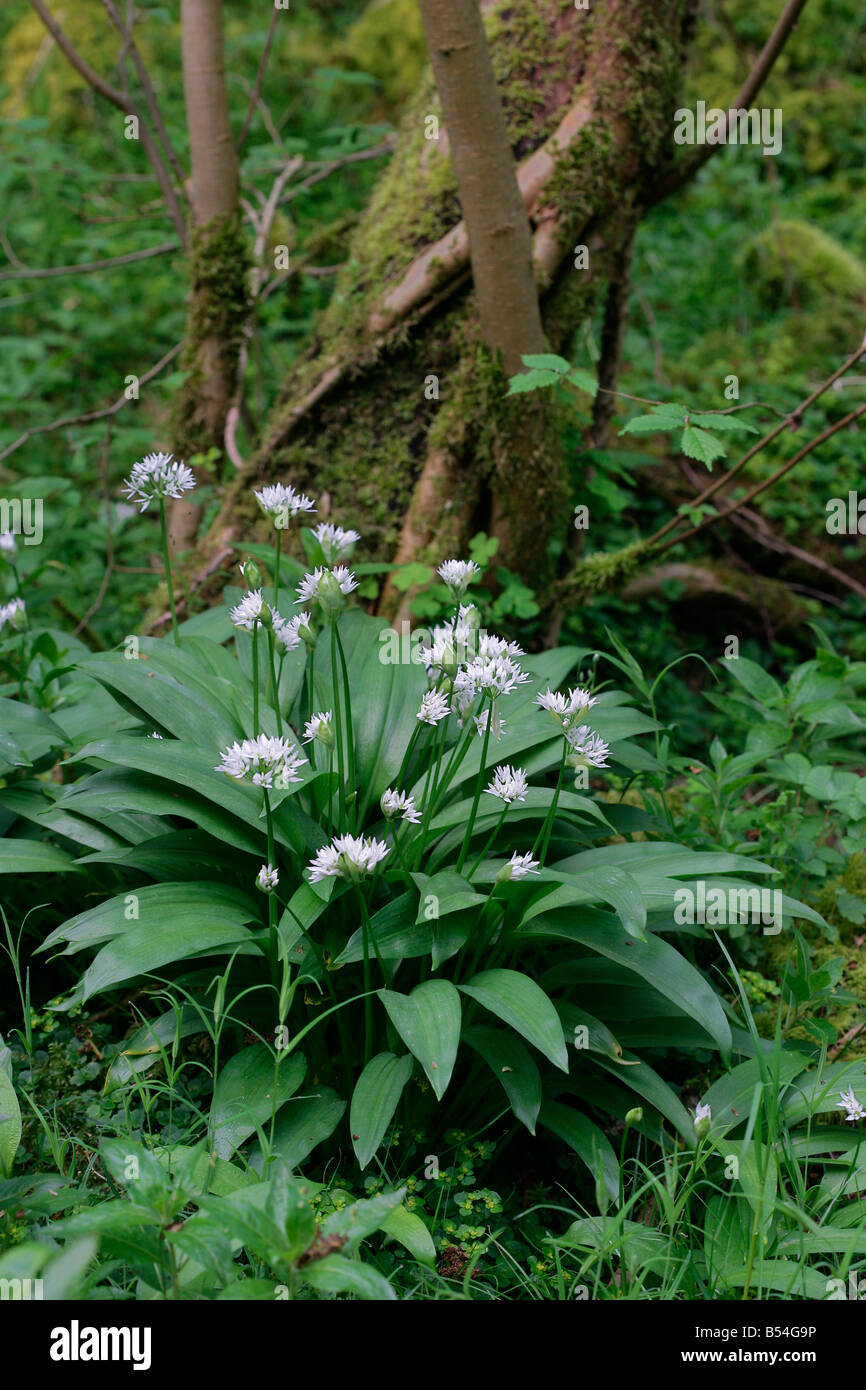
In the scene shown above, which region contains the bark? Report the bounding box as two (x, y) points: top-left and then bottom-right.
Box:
(189, 0), (689, 611)
(169, 0), (247, 550)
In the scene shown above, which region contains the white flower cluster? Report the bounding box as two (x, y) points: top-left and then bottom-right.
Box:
(256, 864), (279, 893)
(499, 851), (540, 881)
(231, 590), (308, 652)
(485, 764), (529, 805)
(308, 833), (390, 883)
(303, 710), (334, 746)
(381, 788), (421, 824)
(254, 483), (316, 527)
(565, 724), (609, 770)
(313, 523), (360, 565)
(123, 452), (196, 512)
(437, 559), (479, 597)
(296, 565), (359, 611)
(215, 735), (307, 788)
(536, 686), (596, 725)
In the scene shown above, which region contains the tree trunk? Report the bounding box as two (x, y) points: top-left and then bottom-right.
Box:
(191, 0), (688, 606)
(170, 0), (248, 549)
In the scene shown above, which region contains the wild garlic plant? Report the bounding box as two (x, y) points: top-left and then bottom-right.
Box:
(38, 459), (824, 1184)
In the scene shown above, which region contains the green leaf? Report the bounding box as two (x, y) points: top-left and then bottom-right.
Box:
(538, 1101), (619, 1199)
(350, 1053), (414, 1168)
(258, 1091), (346, 1170)
(506, 367), (561, 395)
(520, 353), (570, 374)
(379, 981), (461, 1100)
(462, 1026), (542, 1133)
(0, 840), (77, 874)
(210, 1046), (307, 1160)
(518, 911), (732, 1061)
(689, 413), (760, 434)
(381, 1205), (436, 1267)
(459, 969), (568, 1072)
(302, 1253), (397, 1300)
(0, 1068), (21, 1178)
(567, 367), (598, 397)
(725, 657), (786, 708)
(680, 425), (726, 467)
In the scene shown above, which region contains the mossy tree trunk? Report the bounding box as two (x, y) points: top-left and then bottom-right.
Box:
(193, 0), (690, 609)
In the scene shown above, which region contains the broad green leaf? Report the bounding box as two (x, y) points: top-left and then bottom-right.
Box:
(459, 969), (568, 1072)
(42, 881), (258, 955)
(210, 1046), (307, 1160)
(463, 1026), (542, 1133)
(0, 1068), (21, 1178)
(379, 981), (461, 1099)
(81, 916), (262, 1000)
(256, 1091), (345, 1170)
(538, 1101), (619, 1199)
(381, 1205), (436, 1267)
(725, 657), (786, 708)
(302, 1253), (397, 1300)
(0, 840), (77, 874)
(350, 1053), (414, 1168)
(518, 911), (732, 1061)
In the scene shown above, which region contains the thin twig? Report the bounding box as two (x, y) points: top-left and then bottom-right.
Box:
(653, 402), (866, 556)
(0, 241), (179, 281)
(100, 0), (187, 185)
(236, 6), (280, 154)
(0, 342), (182, 463)
(28, 0), (187, 243)
(645, 335), (866, 549)
(650, 0), (810, 205)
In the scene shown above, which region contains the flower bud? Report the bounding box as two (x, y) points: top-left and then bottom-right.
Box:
(316, 569), (346, 618)
(625, 1107), (643, 1127)
(240, 558), (263, 588)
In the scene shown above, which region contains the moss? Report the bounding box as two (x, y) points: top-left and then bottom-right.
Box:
(565, 540), (647, 602)
(171, 213), (251, 460)
(741, 219), (866, 311)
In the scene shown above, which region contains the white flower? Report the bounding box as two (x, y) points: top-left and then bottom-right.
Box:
(499, 851), (540, 881)
(147, 731), (164, 740)
(417, 690), (450, 725)
(123, 452), (196, 512)
(454, 653), (529, 701)
(215, 735), (307, 789)
(485, 764), (529, 804)
(837, 1086), (866, 1123)
(0, 597), (25, 632)
(0, 532), (15, 555)
(536, 686), (597, 726)
(308, 833), (390, 884)
(565, 724), (609, 769)
(253, 482), (316, 527)
(296, 565), (358, 608)
(303, 710), (334, 747)
(418, 630), (459, 679)
(477, 632), (525, 661)
(474, 707), (506, 741)
(381, 788), (421, 824)
(313, 523), (360, 564)
(273, 610), (311, 651)
(256, 864), (279, 893)
(438, 558), (479, 596)
(230, 589), (265, 631)
(693, 1102), (712, 1136)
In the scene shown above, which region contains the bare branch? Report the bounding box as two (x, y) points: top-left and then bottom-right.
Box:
(650, 0), (810, 205)
(28, 0), (187, 244)
(236, 6), (280, 154)
(0, 342), (182, 464)
(100, 0), (188, 186)
(0, 241), (179, 282)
